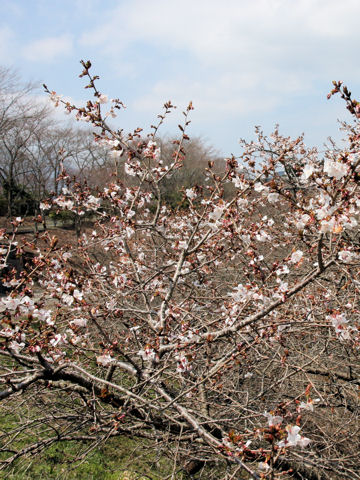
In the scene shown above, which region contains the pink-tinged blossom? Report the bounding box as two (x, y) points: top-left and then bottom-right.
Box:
(39, 201), (50, 211)
(124, 162), (137, 177)
(138, 346), (156, 361)
(273, 280), (289, 300)
(348, 153), (360, 164)
(327, 312), (351, 340)
(255, 230), (271, 242)
(113, 274), (126, 287)
(290, 250), (303, 264)
(232, 176), (244, 189)
(338, 250), (357, 263)
(108, 139), (121, 148)
(258, 462), (270, 472)
(0, 297), (21, 312)
(299, 400), (314, 412)
(70, 317), (87, 328)
(237, 198), (248, 209)
(323, 159), (348, 180)
(320, 217), (336, 233)
(276, 265), (290, 276)
(0, 327), (15, 338)
(49, 91), (62, 106)
(105, 108), (117, 118)
(178, 240), (187, 249)
(105, 299), (115, 311)
(185, 188), (197, 200)
(50, 333), (67, 347)
(97, 353), (113, 366)
(33, 308), (53, 326)
(98, 94), (108, 104)
(316, 204), (334, 220)
(340, 213), (358, 230)
(144, 140), (161, 160)
(29, 345), (41, 353)
(126, 226), (134, 238)
(264, 412), (283, 426)
(176, 354), (192, 373)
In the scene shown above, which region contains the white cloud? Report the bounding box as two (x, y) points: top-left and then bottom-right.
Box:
(80, 0), (360, 62)
(23, 34), (73, 63)
(133, 77), (272, 119)
(78, 0), (360, 116)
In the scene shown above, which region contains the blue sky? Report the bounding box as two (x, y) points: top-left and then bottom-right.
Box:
(1, 0), (360, 156)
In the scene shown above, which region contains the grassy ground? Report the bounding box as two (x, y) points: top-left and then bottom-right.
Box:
(0, 406), (177, 480)
(0, 435), (174, 480)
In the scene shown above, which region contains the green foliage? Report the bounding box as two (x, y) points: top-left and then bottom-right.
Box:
(0, 196), (7, 217)
(0, 181), (38, 216)
(49, 209), (77, 226)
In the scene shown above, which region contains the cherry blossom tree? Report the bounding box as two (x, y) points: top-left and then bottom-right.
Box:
(1, 63), (360, 479)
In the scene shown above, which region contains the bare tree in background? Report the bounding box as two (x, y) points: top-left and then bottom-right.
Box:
(0, 67), (52, 217)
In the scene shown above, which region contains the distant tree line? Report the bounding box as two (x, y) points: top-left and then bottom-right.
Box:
(0, 66), (220, 218)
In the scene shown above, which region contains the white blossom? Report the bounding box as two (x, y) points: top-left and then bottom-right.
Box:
(97, 353), (113, 366)
(185, 188), (197, 200)
(70, 317), (87, 328)
(295, 213), (310, 230)
(258, 462), (270, 472)
(109, 149), (123, 159)
(8, 341), (25, 354)
(50, 333), (67, 347)
(301, 163), (315, 180)
(209, 206), (224, 222)
(124, 163), (137, 176)
(290, 250), (303, 263)
(267, 192), (280, 203)
(55, 198), (74, 209)
(320, 217), (336, 233)
(323, 159), (348, 180)
(278, 425), (310, 448)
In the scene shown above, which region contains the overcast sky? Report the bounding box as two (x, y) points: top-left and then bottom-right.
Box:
(1, 0), (360, 156)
